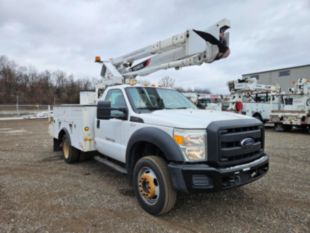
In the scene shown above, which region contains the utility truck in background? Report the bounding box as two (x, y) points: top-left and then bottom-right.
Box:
(50, 19), (269, 215)
(270, 78), (310, 132)
(197, 94), (223, 111)
(227, 77), (281, 122)
(183, 92), (223, 111)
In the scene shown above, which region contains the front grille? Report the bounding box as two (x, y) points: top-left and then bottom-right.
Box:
(219, 126), (263, 166)
(207, 119), (265, 167)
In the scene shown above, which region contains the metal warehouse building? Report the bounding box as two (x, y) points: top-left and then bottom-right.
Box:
(242, 64), (310, 92)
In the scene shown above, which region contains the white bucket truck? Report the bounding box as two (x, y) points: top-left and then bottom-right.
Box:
(227, 77), (281, 122)
(270, 78), (310, 132)
(50, 19), (268, 215)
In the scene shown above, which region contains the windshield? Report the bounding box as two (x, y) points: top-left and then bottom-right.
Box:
(126, 87), (197, 112)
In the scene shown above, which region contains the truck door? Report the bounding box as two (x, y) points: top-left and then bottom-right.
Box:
(95, 89), (128, 163)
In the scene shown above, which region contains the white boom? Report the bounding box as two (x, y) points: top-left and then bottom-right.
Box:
(96, 19), (231, 86)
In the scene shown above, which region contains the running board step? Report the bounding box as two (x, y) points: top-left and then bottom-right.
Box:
(94, 156), (127, 174)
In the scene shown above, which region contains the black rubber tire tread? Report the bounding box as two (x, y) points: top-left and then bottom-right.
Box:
(274, 123), (283, 132)
(62, 135), (80, 163)
(282, 125), (292, 132)
(133, 156), (177, 215)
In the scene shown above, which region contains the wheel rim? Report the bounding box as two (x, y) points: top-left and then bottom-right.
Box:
(137, 167), (160, 205)
(63, 140), (69, 159)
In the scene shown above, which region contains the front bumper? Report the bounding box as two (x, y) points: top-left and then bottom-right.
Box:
(168, 154), (269, 192)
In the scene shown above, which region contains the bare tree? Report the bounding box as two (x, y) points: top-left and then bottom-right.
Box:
(193, 87), (211, 94)
(0, 55), (98, 104)
(137, 79), (151, 86)
(159, 76), (175, 88)
(176, 86), (211, 94)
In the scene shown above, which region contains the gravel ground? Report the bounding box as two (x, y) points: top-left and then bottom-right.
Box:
(0, 120), (309, 233)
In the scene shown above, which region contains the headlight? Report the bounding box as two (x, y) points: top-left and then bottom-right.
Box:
(173, 129), (207, 161)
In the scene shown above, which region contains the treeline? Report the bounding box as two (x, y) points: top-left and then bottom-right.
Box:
(175, 87), (211, 94)
(141, 76), (211, 94)
(0, 56), (97, 105)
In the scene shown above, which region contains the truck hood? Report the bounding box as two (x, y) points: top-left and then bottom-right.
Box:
(139, 109), (253, 129)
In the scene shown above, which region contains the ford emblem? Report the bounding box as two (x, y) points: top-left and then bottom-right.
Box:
(240, 138), (255, 147)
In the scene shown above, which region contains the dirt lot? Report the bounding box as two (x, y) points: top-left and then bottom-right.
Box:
(0, 120), (309, 233)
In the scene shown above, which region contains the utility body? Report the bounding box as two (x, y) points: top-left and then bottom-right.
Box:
(227, 77), (282, 122)
(50, 19), (269, 215)
(270, 78), (310, 132)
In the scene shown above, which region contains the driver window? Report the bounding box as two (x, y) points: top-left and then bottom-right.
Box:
(104, 89), (127, 118)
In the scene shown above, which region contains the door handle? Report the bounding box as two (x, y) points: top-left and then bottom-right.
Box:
(97, 119), (100, 128)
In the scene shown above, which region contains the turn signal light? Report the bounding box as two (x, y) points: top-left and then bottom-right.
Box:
(174, 135), (184, 145)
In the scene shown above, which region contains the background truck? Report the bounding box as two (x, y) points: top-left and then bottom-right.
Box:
(270, 78), (310, 132)
(50, 19), (269, 215)
(197, 94), (222, 111)
(227, 77), (282, 122)
(183, 92), (223, 111)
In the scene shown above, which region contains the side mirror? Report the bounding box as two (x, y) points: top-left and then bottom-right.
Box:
(97, 101), (111, 119)
(97, 101), (128, 120)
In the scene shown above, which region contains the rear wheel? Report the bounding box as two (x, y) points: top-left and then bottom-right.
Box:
(62, 135), (80, 163)
(133, 156), (177, 215)
(283, 125), (292, 132)
(274, 123), (292, 132)
(274, 123), (283, 132)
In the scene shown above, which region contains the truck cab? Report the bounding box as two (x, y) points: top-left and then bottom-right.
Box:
(96, 84), (267, 214)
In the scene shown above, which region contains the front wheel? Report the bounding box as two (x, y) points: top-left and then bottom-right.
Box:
(133, 156), (177, 215)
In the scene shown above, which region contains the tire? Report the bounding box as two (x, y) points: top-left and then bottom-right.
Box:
(133, 156), (177, 215)
(275, 123), (292, 132)
(274, 123), (283, 132)
(62, 135), (80, 163)
(282, 125), (292, 132)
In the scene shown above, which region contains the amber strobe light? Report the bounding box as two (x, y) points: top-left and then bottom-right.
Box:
(95, 56), (102, 63)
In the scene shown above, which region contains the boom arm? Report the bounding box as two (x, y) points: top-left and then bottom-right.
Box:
(97, 19), (231, 86)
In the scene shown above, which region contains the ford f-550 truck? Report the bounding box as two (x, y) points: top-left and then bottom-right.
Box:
(50, 19), (269, 215)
